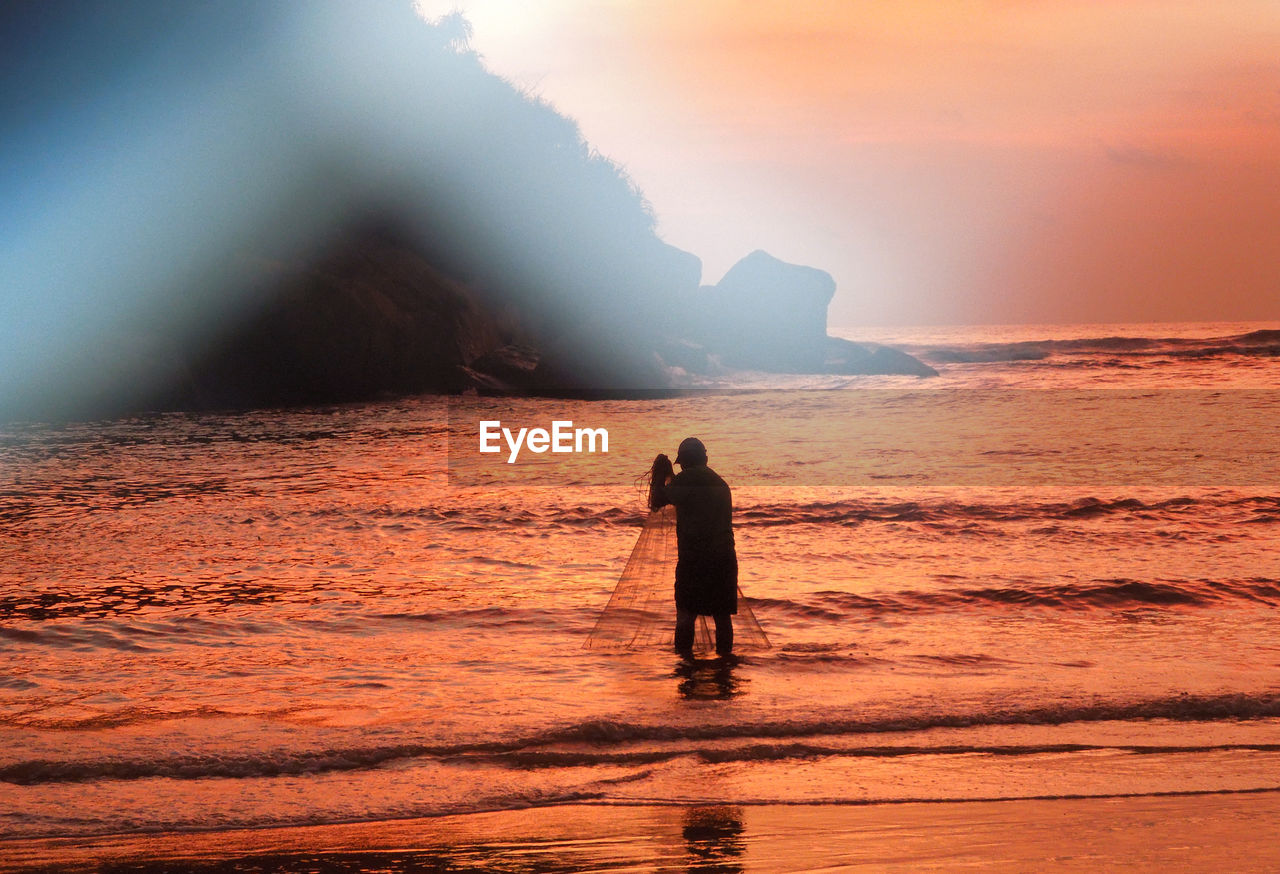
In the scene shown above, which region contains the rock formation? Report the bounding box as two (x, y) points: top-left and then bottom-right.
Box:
(686, 251), (836, 372)
(155, 236), (937, 408)
(664, 249), (937, 379)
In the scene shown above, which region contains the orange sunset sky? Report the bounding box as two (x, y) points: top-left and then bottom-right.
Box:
(418, 1), (1280, 326)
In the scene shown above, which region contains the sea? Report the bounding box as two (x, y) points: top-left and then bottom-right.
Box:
(1, 320), (1279, 846)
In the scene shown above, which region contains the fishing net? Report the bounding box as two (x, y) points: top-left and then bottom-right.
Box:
(585, 505), (771, 653)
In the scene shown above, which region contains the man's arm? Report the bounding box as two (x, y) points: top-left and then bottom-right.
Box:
(662, 473), (691, 507)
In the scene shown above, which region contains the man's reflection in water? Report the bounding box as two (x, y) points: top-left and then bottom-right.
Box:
(682, 806), (746, 873)
(674, 657), (743, 700)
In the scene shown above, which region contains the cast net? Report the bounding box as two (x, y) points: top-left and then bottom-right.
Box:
(585, 505), (771, 653)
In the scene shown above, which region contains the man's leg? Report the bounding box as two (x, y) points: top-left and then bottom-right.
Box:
(713, 613), (733, 656)
(675, 609), (696, 658)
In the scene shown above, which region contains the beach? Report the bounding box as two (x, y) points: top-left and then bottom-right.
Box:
(2, 321), (1279, 869)
(7, 794), (1280, 872)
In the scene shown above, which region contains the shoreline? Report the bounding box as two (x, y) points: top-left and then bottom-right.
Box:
(6, 791), (1280, 872)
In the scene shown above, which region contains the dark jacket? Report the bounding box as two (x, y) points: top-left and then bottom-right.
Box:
(659, 464), (737, 615)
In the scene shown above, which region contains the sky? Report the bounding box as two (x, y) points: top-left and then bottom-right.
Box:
(416, 0), (1280, 326)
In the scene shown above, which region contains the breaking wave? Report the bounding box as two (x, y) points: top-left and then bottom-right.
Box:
(450, 495), (1280, 531)
(918, 329), (1280, 365)
(751, 576), (1280, 616)
(7, 691), (1280, 786)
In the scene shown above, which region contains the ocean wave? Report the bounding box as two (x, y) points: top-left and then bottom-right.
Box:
(532, 495), (1280, 530)
(7, 570), (1267, 635)
(918, 329), (1280, 364)
(3, 570), (1269, 640)
(740, 495), (1280, 527)
(0, 742), (450, 786)
(422, 495), (1280, 533)
(459, 739), (1280, 770)
(0, 586), (288, 622)
(34, 493), (1258, 539)
(527, 694), (1280, 746)
(0, 604), (588, 649)
(8, 692), (1280, 786)
(371, 606), (575, 627)
(751, 576), (1280, 616)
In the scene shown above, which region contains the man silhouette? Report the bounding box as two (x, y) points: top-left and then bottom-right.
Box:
(658, 437), (737, 658)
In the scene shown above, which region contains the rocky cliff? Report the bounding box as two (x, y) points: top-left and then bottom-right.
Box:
(150, 233), (936, 410)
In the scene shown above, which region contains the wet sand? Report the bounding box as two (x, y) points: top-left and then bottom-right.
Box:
(4, 792), (1279, 872)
